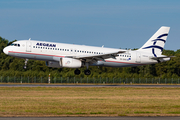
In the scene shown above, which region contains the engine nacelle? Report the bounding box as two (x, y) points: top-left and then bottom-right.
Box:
(60, 58), (82, 68)
(46, 58), (82, 68)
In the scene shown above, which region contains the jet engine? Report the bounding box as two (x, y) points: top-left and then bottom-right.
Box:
(46, 58), (82, 68)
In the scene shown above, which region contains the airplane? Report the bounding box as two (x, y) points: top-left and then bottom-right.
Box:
(3, 26), (172, 75)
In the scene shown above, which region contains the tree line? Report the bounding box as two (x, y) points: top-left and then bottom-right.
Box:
(0, 36), (179, 78)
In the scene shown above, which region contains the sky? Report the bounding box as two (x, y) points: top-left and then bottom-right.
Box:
(0, 0), (180, 51)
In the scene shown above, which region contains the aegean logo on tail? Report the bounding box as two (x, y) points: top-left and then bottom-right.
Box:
(142, 33), (168, 57)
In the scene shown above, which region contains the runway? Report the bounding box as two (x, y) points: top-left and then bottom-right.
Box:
(0, 117), (180, 120)
(0, 84), (180, 87)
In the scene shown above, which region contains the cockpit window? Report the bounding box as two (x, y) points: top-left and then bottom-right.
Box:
(11, 43), (20, 47)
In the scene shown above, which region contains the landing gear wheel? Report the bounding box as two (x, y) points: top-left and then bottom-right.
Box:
(84, 69), (91, 75)
(74, 69), (81, 75)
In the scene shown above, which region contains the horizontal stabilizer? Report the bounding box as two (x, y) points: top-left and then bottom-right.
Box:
(150, 56), (175, 60)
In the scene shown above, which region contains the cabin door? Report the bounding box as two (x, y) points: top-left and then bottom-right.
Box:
(26, 41), (32, 52)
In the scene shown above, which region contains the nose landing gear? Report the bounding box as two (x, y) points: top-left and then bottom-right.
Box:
(24, 59), (28, 69)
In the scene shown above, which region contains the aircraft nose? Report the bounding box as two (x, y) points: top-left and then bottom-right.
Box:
(3, 47), (9, 55)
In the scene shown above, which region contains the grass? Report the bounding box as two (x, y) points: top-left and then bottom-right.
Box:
(0, 87), (180, 116)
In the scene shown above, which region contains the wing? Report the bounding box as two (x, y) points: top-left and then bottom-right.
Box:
(68, 50), (126, 62)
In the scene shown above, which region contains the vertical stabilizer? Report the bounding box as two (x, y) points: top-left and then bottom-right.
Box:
(138, 26), (170, 56)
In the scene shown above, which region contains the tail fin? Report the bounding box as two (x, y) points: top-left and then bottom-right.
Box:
(138, 26), (170, 56)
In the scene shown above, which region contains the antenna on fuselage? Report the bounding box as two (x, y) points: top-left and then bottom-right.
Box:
(29, 38), (31, 41)
(102, 45), (104, 48)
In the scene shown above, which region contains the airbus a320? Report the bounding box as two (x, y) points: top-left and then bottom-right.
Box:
(3, 26), (172, 75)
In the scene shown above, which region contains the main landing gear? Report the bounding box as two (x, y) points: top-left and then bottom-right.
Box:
(74, 63), (91, 75)
(74, 69), (91, 75)
(23, 59), (28, 69)
(84, 62), (91, 75)
(74, 69), (81, 75)
(84, 69), (91, 75)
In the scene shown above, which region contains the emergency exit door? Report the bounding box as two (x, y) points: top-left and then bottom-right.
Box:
(136, 52), (141, 63)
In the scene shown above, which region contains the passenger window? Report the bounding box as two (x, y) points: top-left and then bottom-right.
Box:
(18, 44), (20, 47)
(67, 49), (69, 51)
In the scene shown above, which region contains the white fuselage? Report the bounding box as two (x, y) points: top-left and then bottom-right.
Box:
(3, 40), (160, 68)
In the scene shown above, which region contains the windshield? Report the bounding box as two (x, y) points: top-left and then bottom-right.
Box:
(11, 43), (20, 47)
